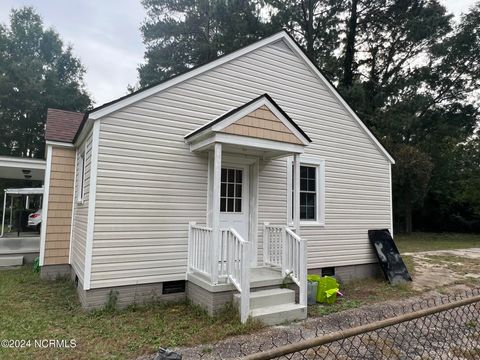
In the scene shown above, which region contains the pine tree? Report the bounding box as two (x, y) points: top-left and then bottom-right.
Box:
(137, 0), (270, 87)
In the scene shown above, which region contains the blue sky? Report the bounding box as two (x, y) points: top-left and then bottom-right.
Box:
(0, 0), (476, 106)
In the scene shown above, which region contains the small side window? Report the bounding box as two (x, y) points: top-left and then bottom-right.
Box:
(287, 156), (325, 226)
(77, 151), (85, 203)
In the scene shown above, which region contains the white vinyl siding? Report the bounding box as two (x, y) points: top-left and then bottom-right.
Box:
(89, 39), (391, 288)
(70, 132), (93, 286)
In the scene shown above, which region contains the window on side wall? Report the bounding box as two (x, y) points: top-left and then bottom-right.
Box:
(77, 150), (86, 203)
(288, 157), (325, 226)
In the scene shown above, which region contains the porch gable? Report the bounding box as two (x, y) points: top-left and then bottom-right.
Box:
(185, 93), (311, 150)
(220, 105), (303, 145)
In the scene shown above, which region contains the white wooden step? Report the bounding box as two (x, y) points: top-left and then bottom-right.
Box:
(250, 303), (307, 326)
(0, 255), (24, 267)
(234, 288), (295, 310)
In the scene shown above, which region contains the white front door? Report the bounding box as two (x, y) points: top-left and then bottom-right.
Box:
(219, 165), (249, 241)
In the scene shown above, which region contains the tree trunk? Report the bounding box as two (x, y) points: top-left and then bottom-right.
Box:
(301, 0), (316, 59)
(342, 0), (358, 87)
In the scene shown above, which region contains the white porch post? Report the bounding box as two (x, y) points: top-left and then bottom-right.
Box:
(9, 195), (13, 231)
(293, 153), (300, 232)
(0, 191), (6, 237)
(211, 142), (222, 284)
(293, 154), (307, 305)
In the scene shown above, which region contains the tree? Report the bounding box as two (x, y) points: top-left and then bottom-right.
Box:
(0, 7), (91, 159)
(455, 137), (480, 219)
(137, 0), (271, 87)
(391, 144), (433, 233)
(266, 0), (345, 79)
(134, 0), (480, 233)
(334, 0), (480, 232)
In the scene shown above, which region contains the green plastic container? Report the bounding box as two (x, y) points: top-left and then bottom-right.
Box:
(307, 275), (339, 304)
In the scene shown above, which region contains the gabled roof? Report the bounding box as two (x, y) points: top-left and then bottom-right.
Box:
(45, 108), (84, 143)
(76, 30), (394, 163)
(185, 93), (312, 145)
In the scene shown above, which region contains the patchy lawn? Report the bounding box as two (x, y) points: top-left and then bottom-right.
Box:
(395, 232), (480, 253)
(309, 232), (480, 317)
(308, 277), (416, 317)
(0, 266), (262, 360)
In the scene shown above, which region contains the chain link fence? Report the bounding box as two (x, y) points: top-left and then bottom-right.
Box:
(179, 288), (480, 359)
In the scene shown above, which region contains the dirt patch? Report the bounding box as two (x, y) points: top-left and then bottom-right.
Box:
(403, 248), (480, 291)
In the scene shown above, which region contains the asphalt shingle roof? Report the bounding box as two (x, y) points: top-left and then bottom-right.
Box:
(45, 108), (85, 143)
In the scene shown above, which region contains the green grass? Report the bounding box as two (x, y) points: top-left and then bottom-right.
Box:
(401, 255), (416, 275)
(395, 232), (480, 253)
(0, 266), (262, 360)
(308, 277), (416, 318)
(308, 299), (363, 317)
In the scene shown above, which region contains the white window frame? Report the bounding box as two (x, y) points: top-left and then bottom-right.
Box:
(287, 156), (325, 227)
(77, 148), (86, 204)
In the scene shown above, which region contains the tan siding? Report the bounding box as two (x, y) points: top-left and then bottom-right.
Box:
(90, 39), (391, 288)
(220, 105), (302, 144)
(70, 132), (93, 284)
(44, 148), (75, 265)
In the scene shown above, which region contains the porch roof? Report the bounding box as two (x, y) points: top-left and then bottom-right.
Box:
(184, 94), (311, 158)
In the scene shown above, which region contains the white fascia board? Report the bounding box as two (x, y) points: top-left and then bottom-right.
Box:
(68, 149), (78, 265)
(74, 118), (94, 148)
(45, 140), (74, 148)
(280, 36), (395, 164)
(0, 156), (46, 170)
(4, 188), (44, 195)
(190, 133), (305, 154)
(83, 120), (100, 290)
(190, 136), (216, 152)
(88, 32), (287, 121)
(215, 133), (305, 154)
(39, 145), (52, 266)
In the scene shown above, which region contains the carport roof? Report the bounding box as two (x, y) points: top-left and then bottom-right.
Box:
(4, 187), (44, 195)
(0, 155), (45, 181)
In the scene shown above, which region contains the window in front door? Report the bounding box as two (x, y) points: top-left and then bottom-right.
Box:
(220, 168), (242, 213)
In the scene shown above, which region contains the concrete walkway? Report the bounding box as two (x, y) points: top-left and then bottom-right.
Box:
(0, 235), (39, 263)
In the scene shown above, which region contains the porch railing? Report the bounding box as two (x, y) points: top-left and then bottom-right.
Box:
(263, 223), (283, 267)
(284, 227), (307, 305)
(223, 228), (250, 323)
(188, 223), (213, 277)
(188, 222), (250, 323)
(263, 223), (308, 306)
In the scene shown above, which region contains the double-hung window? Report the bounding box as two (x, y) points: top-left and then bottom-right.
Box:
(300, 165), (317, 220)
(288, 157), (325, 226)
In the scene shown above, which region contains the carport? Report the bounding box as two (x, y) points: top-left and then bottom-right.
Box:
(0, 155), (45, 181)
(1, 187), (44, 238)
(0, 155), (45, 265)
